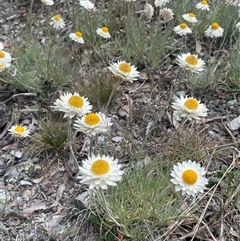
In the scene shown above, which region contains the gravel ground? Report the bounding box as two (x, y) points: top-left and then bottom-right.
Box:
(1, 1), (240, 241)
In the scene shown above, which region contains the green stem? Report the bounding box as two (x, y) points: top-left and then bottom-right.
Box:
(105, 81), (120, 109)
(98, 188), (127, 234)
(89, 135), (94, 156)
(47, 36), (56, 79)
(67, 118), (80, 170)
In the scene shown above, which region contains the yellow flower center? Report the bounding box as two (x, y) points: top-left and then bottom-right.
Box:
(0, 51), (5, 58)
(185, 55), (198, 66)
(53, 14), (61, 22)
(75, 31), (82, 38)
(102, 27), (109, 33)
(68, 95), (84, 108)
(118, 62), (131, 73)
(211, 22), (219, 30)
(84, 113), (101, 126)
(0, 63), (5, 68)
(201, 0), (207, 4)
(14, 125), (25, 133)
(180, 23), (187, 29)
(182, 169), (198, 185)
(189, 13), (195, 17)
(184, 98), (199, 110)
(91, 159), (110, 175)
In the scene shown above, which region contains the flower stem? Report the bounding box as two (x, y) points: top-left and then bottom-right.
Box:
(67, 118), (80, 170)
(89, 135), (94, 156)
(98, 188), (127, 234)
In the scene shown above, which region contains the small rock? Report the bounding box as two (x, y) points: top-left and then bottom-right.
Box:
(33, 163), (42, 175)
(4, 167), (18, 183)
(227, 115), (240, 131)
(227, 100), (236, 106)
(10, 150), (23, 159)
(117, 107), (129, 118)
(21, 189), (32, 201)
(208, 130), (220, 138)
(97, 136), (105, 144)
(46, 215), (61, 229)
(0, 189), (10, 203)
(20, 180), (33, 187)
(112, 136), (122, 143)
(75, 191), (91, 210)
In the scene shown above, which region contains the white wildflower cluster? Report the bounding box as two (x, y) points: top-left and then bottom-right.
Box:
(51, 91), (123, 190)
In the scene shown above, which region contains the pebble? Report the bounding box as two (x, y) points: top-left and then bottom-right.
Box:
(97, 136), (105, 145)
(46, 215), (61, 228)
(20, 180), (33, 187)
(112, 136), (122, 143)
(4, 167), (18, 182)
(75, 191), (91, 210)
(21, 189), (32, 201)
(0, 189), (10, 203)
(10, 150), (23, 159)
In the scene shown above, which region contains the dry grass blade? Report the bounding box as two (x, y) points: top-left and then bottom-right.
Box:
(190, 155), (237, 241)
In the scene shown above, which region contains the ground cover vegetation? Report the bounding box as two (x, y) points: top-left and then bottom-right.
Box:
(0, 0), (240, 240)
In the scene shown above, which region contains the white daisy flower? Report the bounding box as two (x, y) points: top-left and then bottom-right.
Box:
(172, 95), (208, 120)
(52, 92), (92, 118)
(195, 0), (210, 11)
(50, 14), (65, 30)
(170, 160), (208, 197)
(144, 3), (154, 19)
(205, 22), (224, 38)
(8, 125), (30, 138)
(0, 62), (11, 72)
(176, 53), (205, 73)
(236, 22), (240, 31)
(159, 8), (174, 22)
(78, 154), (124, 189)
(174, 23), (192, 36)
(182, 12), (198, 23)
(0, 50), (12, 64)
(0, 42), (3, 50)
(69, 31), (84, 44)
(96, 27), (111, 39)
(79, 0), (94, 10)
(73, 112), (112, 136)
(154, 0), (171, 8)
(108, 60), (140, 82)
(41, 0), (54, 5)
